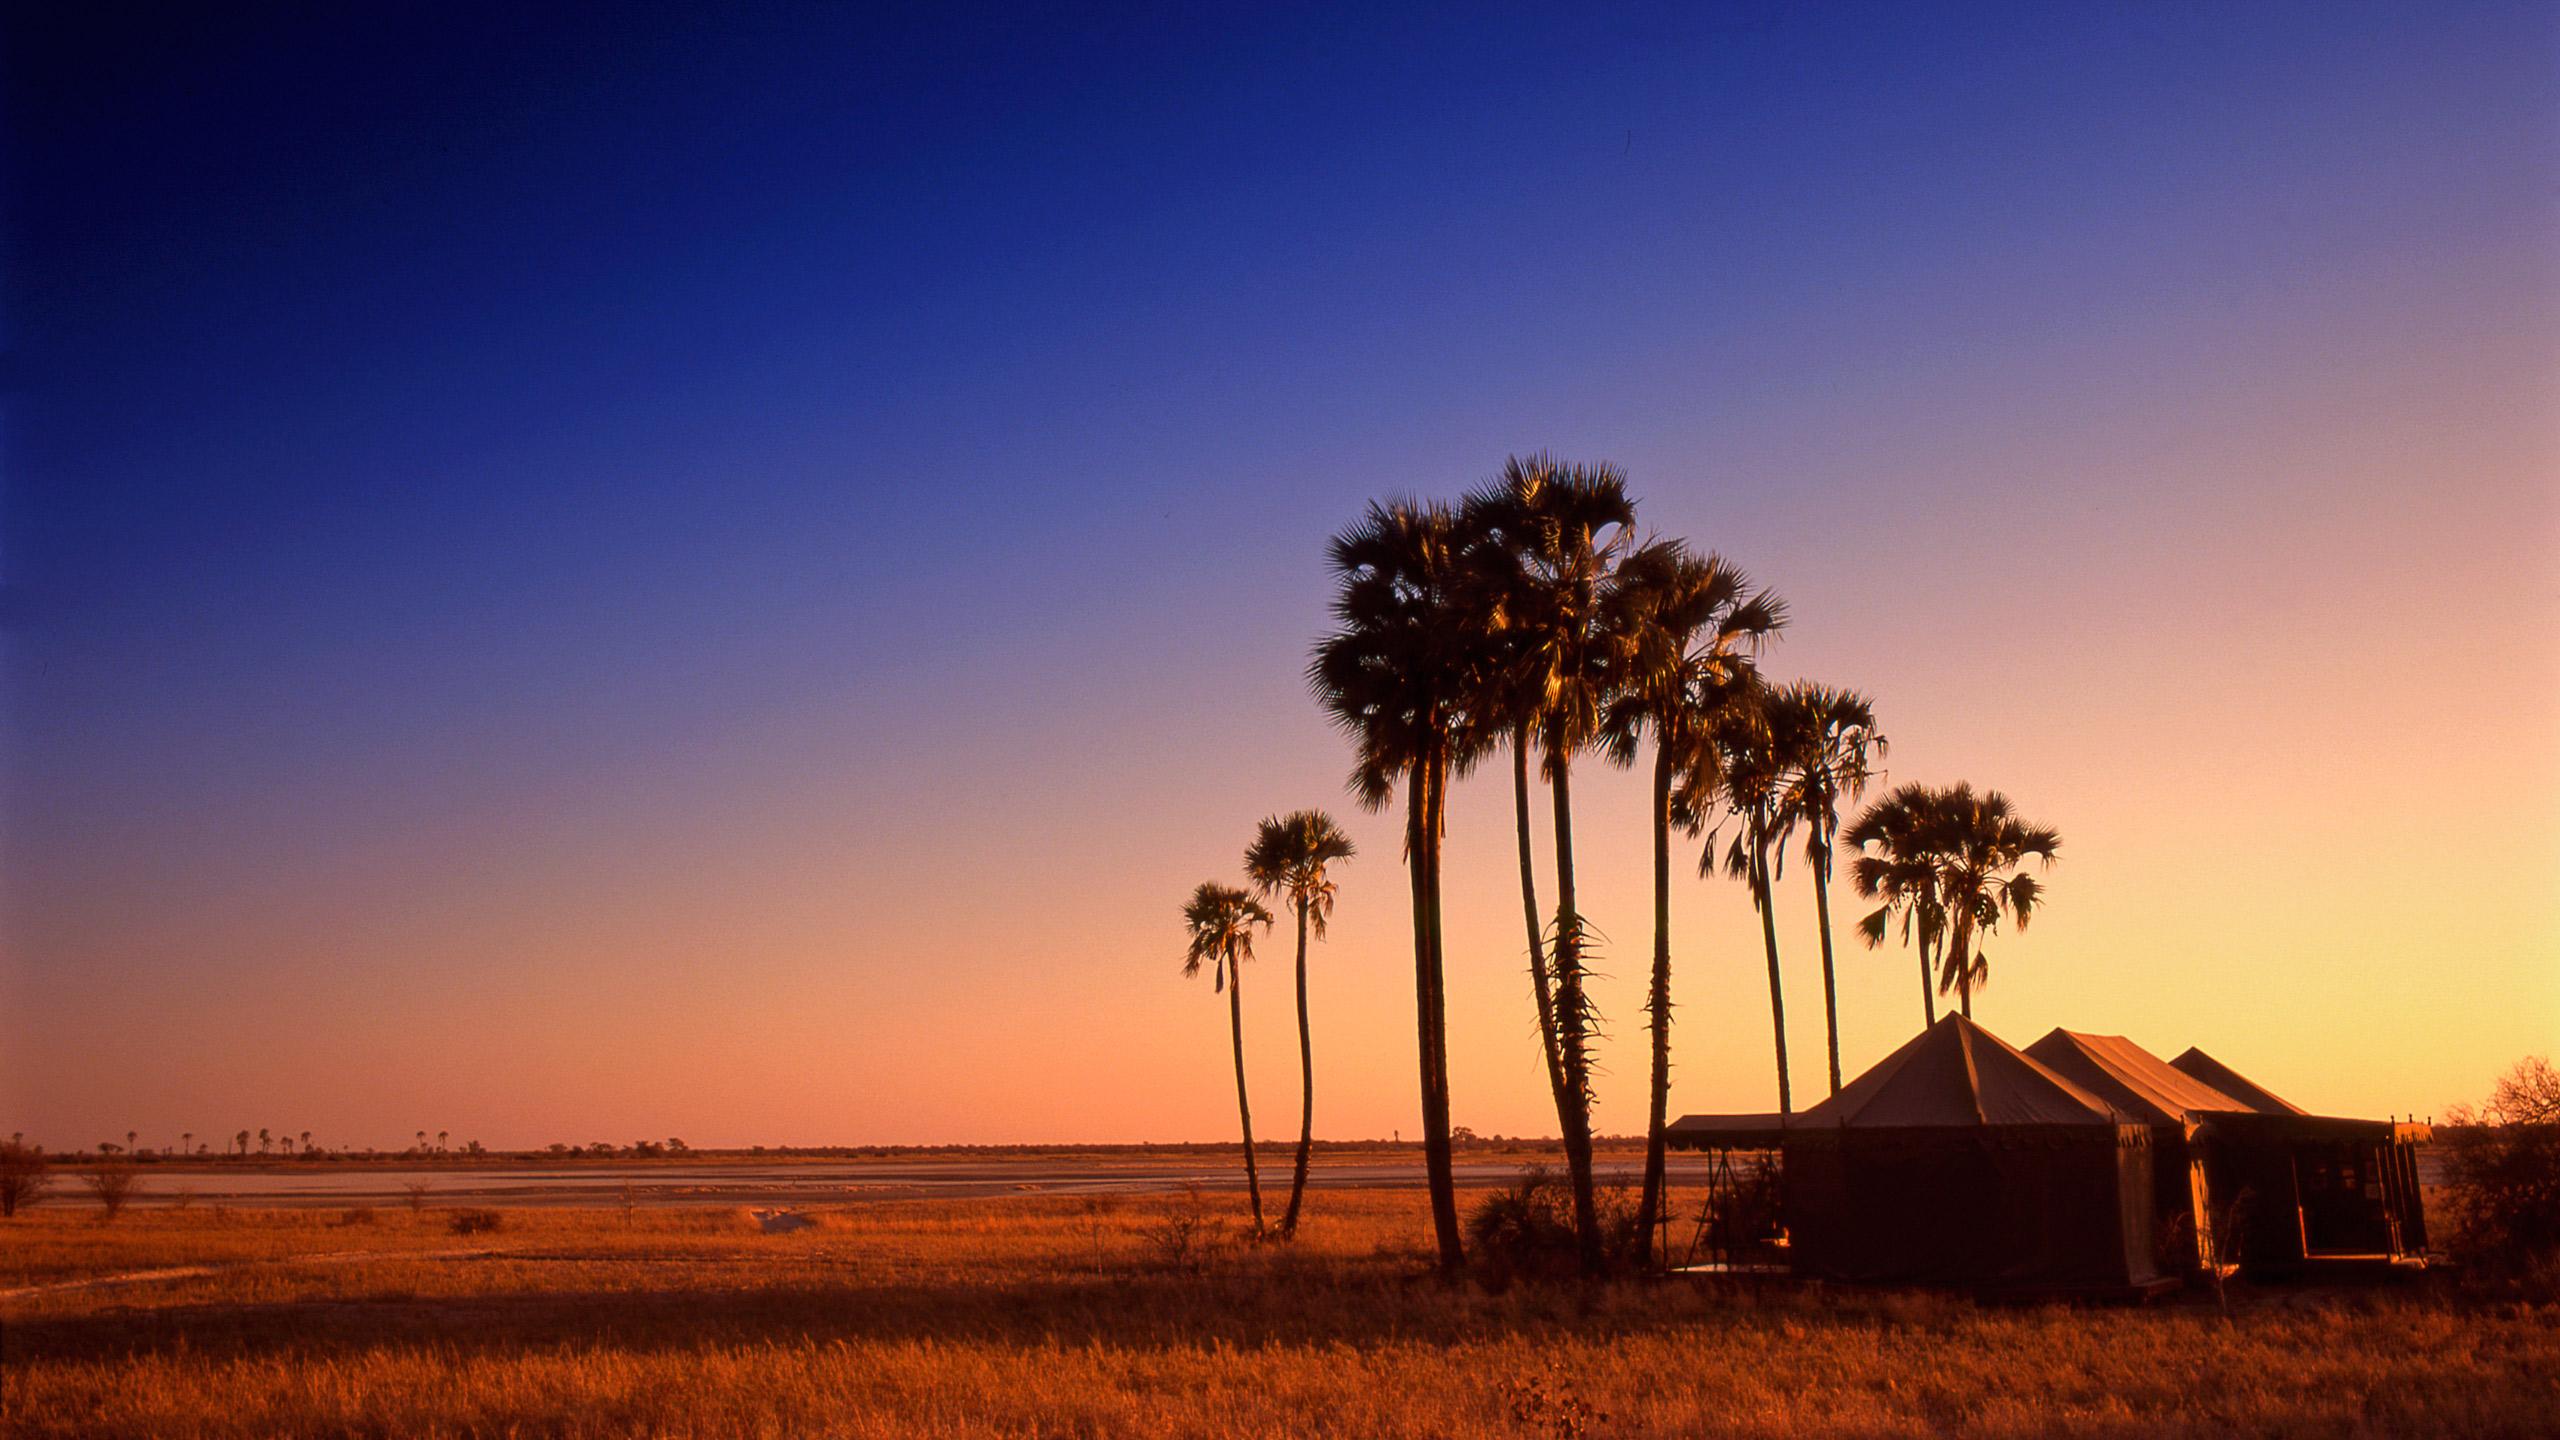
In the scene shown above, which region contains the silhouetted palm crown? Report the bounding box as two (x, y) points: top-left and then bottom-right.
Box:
(1181, 883), (1273, 991)
(1844, 781), (1950, 955)
(1460, 455), (1638, 771)
(1598, 542), (1784, 793)
(1309, 499), (1494, 805)
(1244, 812), (1356, 929)
(1767, 682), (1884, 864)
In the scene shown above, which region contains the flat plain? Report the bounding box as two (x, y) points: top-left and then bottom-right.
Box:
(3, 1173), (2554, 1440)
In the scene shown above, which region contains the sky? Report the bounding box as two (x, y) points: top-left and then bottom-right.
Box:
(3, 2), (2554, 1152)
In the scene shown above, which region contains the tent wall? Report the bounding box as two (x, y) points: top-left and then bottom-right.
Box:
(1782, 1125), (2159, 1289)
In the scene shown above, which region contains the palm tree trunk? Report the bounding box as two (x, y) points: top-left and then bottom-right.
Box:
(1549, 757), (1604, 1273)
(1413, 744), (1464, 1272)
(1513, 724), (1570, 1115)
(1754, 819), (1792, 1118)
(1281, 897), (1314, 1237)
(1227, 948), (1263, 1231)
(1919, 929), (1937, 1029)
(1636, 742), (1675, 1258)
(1810, 824), (1842, 1096)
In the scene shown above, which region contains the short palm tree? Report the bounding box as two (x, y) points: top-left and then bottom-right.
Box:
(1244, 810), (1356, 1239)
(1843, 782), (1949, 1029)
(1601, 542), (1782, 1249)
(1767, 683), (1884, 1096)
(1925, 784), (2060, 1017)
(1181, 880), (1276, 1231)
(1460, 455), (1637, 1272)
(1310, 498), (1492, 1271)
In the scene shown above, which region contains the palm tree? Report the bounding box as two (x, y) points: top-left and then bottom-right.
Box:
(1181, 881), (1276, 1231)
(1843, 783), (1950, 1029)
(1244, 810), (1356, 1240)
(300, 1130), (312, 1155)
(1767, 683), (1885, 1097)
(180, 1132), (192, 1159)
(1601, 542), (1783, 1250)
(258, 1127), (270, 1155)
(1460, 456), (1637, 1271)
(1925, 785), (2061, 1017)
(234, 1129), (249, 1157)
(1310, 498), (1492, 1272)
(1709, 693), (1795, 1117)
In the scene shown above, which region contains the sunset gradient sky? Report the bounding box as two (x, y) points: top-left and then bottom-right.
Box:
(6, 3), (2555, 1151)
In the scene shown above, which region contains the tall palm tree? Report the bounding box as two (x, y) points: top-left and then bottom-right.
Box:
(1460, 455), (1637, 1271)
(1710, 694), (1795, 1117)
(1461, 513), (1573, 1137)
(1602, 542), (1783, 1250)
(1181, 880), (1276, 1231)
(1310, 498), (1492, 1271)
(1925, 785), (2060, 1017)
(1843, 782), (1949, 1029)
(1767, 683), (1885, 1097)
(1244, 810), (1356, 1239)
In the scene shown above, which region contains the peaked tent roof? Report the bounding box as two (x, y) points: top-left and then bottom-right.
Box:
(2169, 1047), (2306, 1116)
(2024, 1029), (2254, 1123)
(1795, 1014), (2122, 1128)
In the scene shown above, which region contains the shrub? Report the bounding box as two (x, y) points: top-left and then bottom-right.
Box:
(447, 1208), (504, 1236)
(338, 1206), (378, 1227)
(0, 1142), (51, 1217)
(2441, 1055), (2560, 1288)
(1140, 1184), (1226, 1274)
(1467, 1166), (1644, 1288)
(83, 1162), (142, 1221)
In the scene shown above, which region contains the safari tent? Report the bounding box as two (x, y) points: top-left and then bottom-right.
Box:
(2025, 1027), (2246, 1272)
(1668, 1015), (2165, 1293)
(2026, 1030), (2429, 1273)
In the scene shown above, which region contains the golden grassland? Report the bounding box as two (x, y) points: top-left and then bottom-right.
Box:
(2, 1190), (2553, 1439)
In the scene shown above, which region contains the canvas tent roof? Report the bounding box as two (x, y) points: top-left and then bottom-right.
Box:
(1793, 1014), (2122, 1128)
(1664, 1111), (1787, 1147)
(2024, 1029), (2253, 1124)
(2169, 1047), (2306, 1116)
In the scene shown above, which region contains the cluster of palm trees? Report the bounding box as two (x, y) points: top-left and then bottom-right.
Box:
(1183, 455), (2060, 1272)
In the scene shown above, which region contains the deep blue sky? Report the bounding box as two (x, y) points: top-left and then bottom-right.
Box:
(6, 3), (2554, 1146)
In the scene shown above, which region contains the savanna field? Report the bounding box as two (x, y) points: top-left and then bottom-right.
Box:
(4, 1186), (2554, 1439)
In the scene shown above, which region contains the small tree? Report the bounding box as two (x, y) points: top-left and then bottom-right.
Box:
(2442, 1055), (2560, 1284)
(0, 1142), (51, 1217)
(84, 1161), (142, 1220)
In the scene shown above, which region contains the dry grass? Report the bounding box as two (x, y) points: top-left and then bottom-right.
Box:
(2, 1189), (2553, 1438)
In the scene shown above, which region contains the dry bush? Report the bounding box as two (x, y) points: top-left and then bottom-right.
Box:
(401, 1180), (433, 1212)
(2441, 1054), (2560, 1290)
(446, 1208), (504, 1236)
(0, 1141), (51, 1217)
(1467, 1166), (1645, 1289)
(81, 1162), (141, 1221)
(1139, 1183), (1226, 1273)
(338, 1206), (378, 1227)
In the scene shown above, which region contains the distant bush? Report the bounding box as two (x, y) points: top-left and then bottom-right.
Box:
(0, 1142), (51, 1217)
(2442, 1055), (2560, 1291)
(1466, 1166), (1643, 1288)
(338, 1206), (378, 1227)
(1140, 1184), (1226, 1274)
(83, 1162), (142, 1221)
(447, 1208), (504, 1236)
